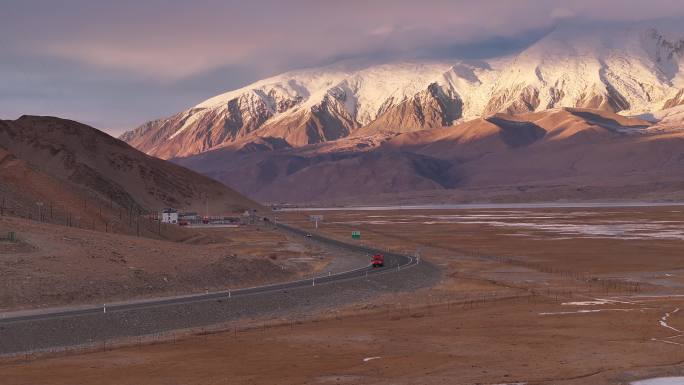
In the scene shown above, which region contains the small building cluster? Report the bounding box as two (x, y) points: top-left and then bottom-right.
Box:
(179, 212), (201, 224)
(159, 208), (248, 226)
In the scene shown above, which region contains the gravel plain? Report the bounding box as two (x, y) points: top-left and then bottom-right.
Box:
(0, 225), (440, 355)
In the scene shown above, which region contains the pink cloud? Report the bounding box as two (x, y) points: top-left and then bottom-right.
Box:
(9, 0), (684, 80)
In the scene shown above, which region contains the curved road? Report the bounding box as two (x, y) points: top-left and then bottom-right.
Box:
(0, 222), (419, 325)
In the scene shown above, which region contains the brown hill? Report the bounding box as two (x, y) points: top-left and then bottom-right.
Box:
(0, 116), (260, 232)
(393, 109), (677, 188)
(172, 108), (684, 204)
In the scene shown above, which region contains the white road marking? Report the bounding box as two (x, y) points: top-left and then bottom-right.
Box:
(363, 356), (381, 362)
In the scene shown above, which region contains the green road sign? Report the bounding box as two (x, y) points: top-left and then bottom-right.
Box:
(351, 230), (361, 240)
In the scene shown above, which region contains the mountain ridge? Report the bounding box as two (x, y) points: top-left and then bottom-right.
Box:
(168, 107), (684, 204)
(121, 22), (684, 160)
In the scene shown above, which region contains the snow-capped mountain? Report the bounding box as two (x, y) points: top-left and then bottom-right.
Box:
(121, 22), (684, 159)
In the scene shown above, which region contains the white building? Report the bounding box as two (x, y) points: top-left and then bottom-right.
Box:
(161, 208), (179, 224)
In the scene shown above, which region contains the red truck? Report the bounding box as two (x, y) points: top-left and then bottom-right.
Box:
(371, 253), (384, 268)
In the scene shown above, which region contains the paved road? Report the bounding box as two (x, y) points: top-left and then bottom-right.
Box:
(0, 222), (418, 326)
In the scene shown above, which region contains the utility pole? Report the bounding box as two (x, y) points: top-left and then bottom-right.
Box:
(309, 215), (323, 229)
(36, 201), (44, 222)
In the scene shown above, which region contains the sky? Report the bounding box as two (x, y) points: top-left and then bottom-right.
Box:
(2, 0), (684, 136)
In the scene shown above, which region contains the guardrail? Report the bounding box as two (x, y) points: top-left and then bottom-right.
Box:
(0, 222), (419, 326)
(0, 221), (431, 357)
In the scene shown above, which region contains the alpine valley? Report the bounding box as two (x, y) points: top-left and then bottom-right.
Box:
(121, 22), (684, 204)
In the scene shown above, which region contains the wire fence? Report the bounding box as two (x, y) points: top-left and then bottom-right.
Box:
(0, 215), (649, 362)
(281, 218), (646, 294)
(0, 193), (182, 239)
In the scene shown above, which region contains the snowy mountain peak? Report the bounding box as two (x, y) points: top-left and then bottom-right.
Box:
(121, 22), (684, 159)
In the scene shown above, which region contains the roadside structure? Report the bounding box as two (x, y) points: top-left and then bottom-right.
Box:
(161, 208), (179, 224)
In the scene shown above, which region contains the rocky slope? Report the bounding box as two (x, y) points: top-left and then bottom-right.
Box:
(171, 108), (684, 203)
(0, 116), (259, 221)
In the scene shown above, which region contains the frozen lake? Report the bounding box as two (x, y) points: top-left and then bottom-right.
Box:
(314, 208), (684, 241)
(281, 201), (684, 212)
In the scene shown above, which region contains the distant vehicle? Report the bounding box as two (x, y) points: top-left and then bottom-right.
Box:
(371, 254), (384, 268)
(305, 233), (313, 238)
(179, 221), (188, 226)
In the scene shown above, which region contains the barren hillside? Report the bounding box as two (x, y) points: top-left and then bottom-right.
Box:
(0, 116), (260, 235)
(0, 215), (327, 311)
(172, 108), (684, 203)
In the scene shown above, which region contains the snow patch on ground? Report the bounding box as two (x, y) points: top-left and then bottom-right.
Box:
(562, 300), (613, 306)
(651, 308), (684, 348)
(168, 110), (205, 140)
(334, 212), (684, 241)
(562, 298), (637, 306)
(491, 383), (526, 385)
(631, 377), (684, 385)
(660, 308), (682, 333)
(540, 308), (647, 315)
